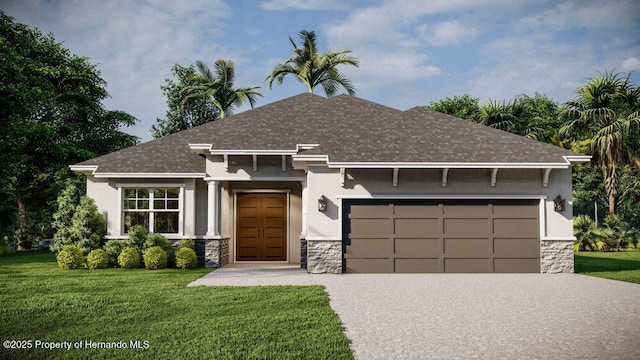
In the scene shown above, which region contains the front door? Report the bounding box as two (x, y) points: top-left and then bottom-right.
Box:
(236, 193), (287, 261)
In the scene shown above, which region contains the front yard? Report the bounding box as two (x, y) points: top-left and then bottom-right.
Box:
(0, 252), (353, 360)
(574, 251), (640, 284)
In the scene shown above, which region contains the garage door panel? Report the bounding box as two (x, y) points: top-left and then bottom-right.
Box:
(494, 238), (540, 258)
(394, 218), (439, 237)
(350, 219), (390, 238)
(444, 238), (489, 257)
(394, 205), (440, 217)
(494, 258), (539, 273)
(344, 200), (540, 273)
(493, 204), (538, 218)
(445, 258), (489, 273)
(395, 238), (440, 257)
(444, 219), (488, 237)
(344, 238), (391, 258)
(493, 219), (538, 237)
(443, 204), (488, 217)
(350, 205), (392, 218)
(395, 258), (440, 273)
(345, 258), (393, 273)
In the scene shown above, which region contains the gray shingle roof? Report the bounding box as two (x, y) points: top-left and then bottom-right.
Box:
(76, 93), (583, 174)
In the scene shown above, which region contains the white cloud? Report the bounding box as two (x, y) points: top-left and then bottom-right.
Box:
(621, 57), (640, 72)
(416, 21), (479, 46)
(261, 0), (344, 11)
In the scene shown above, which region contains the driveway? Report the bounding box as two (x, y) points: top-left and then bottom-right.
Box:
(190, 267), (640, 359)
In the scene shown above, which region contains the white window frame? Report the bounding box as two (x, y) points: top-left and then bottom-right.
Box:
(117, 183), (185, 236)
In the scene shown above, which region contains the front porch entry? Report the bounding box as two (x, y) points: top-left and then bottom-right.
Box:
(236, 193), (287, 261)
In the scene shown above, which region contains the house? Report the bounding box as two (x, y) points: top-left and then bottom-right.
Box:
(71, 93), (590, 273)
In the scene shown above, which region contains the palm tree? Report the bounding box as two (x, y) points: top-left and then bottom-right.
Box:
(181, 58), (263, 118)
(265, 30), (359, 97)
(573, 214), (600, 251)
(560, 70), (640, 215)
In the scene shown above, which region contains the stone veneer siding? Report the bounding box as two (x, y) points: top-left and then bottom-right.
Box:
(300, 238), (307, 269)
(540, 240), (574, 273)
(195, 238), (230, 268)
(306, 240), (341, 273)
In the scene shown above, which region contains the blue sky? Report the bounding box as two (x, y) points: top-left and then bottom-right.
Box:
(3, 0), (640, 142)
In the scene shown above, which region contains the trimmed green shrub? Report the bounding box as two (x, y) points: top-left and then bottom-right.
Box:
(50, 179), (82, 253)
(57, 245), (84, 269)
(143, 233), (175, 266)
(118, 247), (140, 269)
(126, 225), (147, 252)
(143, 246), (167, 270)
(175, 247), (198, 269)
(176, 238), (195, 250)
(67, 197), (106, 256)
(87, 249), (109, 270)
(103, 240), (124, 266)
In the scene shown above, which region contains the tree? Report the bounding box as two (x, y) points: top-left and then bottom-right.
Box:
(560, 70), (640, 215)
(151, 64), (220, 139)
(265, 29), (360, 96)
(50, 178), (84, 253)
(67, 197), (105, 256)
(426, 94), (481, 122)
(180, 58), (262, 119)
(0, 12), (138, 249)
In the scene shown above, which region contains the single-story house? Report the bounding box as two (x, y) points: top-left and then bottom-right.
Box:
(71, 93), (590, 273)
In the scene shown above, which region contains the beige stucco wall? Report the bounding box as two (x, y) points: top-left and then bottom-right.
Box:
(85, 177), (199, 239)
(305, 167), (574, 241)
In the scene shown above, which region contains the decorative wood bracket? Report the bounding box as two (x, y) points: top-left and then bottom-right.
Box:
(340, 168), (345, 187)
(442, 168), (449, 187)
(543, 168), (552, 187)
(252, 154), (258, 171)
(491, 168), (499, 187)
(393, 168), (399, 187)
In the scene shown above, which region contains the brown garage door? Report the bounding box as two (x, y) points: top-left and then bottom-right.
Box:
(343, 200), (540, 273)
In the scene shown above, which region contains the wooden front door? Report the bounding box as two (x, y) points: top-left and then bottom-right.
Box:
(236, 193), (287, 261)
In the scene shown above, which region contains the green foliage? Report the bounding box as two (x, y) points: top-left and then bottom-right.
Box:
(265, 29), (359, 96)
(67, 197), (105, 256)
(176, 238), (195, 250)
(0, 12), (137, 252)
(117, 247), (140, 269)
(86, 249), (109, 270)
(143, 233), (175, 266)
(103, 240), (124, 267)
(56, 245), (84, 270)
(126, 225), (147, 252)
(151, 64), (221, 139)
(50, 178), (83, 253)
(175, 247), (198, 269)
(181, 58), (263, 119)
(0, 236), (14, 256)
(143, 246), (167, 270)
(426, 94), (481, 122)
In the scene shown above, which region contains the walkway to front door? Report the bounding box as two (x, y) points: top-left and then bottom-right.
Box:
(236, 193), (287, 261)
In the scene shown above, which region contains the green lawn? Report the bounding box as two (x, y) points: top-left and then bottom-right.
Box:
(574, 251), (640, 284)
(0, 252), (353, 360)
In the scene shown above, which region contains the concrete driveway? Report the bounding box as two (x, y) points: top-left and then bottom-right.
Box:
(190, 267), (640, 359)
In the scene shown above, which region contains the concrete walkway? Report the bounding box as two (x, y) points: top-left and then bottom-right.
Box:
(190, 268), (640, 359)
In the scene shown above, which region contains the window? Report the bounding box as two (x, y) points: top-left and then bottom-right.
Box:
(123, 187), (181, 234)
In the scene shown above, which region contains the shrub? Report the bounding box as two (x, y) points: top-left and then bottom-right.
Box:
(126, 225), (147, 252)
(175, 247), (198, 269)
(0, 236), (14, 257)
(87, 249), (109, 270)
(143, 246), (167, 270)
(118, 247), (140, 269)
(67, 197), (106, 256)
(143, 233), (175, 266)
(103, 240), (124, 266)
(50, 179), (82, 253)
(57, 245), (84, 270)
(176, 238), (194, 250)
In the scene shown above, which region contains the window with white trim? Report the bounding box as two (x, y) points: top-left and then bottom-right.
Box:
(123, 187), (181, 234)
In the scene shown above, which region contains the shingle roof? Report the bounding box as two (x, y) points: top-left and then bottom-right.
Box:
(76, 93), (584, 174)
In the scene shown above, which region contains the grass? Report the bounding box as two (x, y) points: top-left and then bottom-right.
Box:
(0, 252), (353, 360)
(574, 251), (640, 284)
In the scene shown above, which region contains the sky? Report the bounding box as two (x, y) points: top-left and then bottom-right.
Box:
(2, 0), (640, 142)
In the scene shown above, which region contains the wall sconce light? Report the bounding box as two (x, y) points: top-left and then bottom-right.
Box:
(554, 195), (566, 212)
(318, 195), (328, 212)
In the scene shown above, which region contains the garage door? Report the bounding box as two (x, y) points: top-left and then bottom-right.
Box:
(342, 200), (540, 273)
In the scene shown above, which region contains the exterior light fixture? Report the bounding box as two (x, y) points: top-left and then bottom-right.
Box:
(554, 195), (566, 212)
(318, 195), (328, 212)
